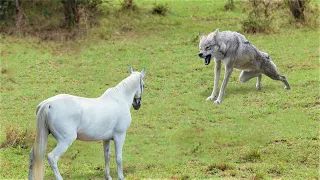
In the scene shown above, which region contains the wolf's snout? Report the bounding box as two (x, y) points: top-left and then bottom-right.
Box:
(198, 53), (203, 58)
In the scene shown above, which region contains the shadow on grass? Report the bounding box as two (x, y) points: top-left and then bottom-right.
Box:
(200, 84), (279, 98)
(70, 165), (136, 180)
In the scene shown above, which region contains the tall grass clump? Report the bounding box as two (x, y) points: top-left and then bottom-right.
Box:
(152, 3), (168, 16)
(0, 126), (34, 149)
(224, 0), (235, 11)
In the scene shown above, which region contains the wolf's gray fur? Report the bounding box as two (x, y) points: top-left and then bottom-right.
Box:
(198, 29), (290, 104)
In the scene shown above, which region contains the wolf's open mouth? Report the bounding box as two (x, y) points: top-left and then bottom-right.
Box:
(204, 55), (212, 65)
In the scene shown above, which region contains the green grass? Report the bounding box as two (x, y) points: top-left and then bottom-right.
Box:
(0, 0), (319, 179)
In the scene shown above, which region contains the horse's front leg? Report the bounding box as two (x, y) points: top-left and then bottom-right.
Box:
(114, 132), (126, 180)
(103, 140), (112, 180)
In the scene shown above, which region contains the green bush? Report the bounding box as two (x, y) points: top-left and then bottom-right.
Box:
(0, 0), (16, 26)
(242, 0), (282, 34)
(152, 3), (168, 16)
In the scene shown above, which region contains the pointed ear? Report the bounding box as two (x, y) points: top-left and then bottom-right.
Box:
(129, 66), (133, 74)
(208, 29), (219, 39)
(199, 32), (205, 40)
(141, 68), (146, 78)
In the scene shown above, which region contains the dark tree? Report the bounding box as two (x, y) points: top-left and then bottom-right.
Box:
(61, 0), (79, 28)
(15, 0), (25, 29)
(286, 0), (310, 21)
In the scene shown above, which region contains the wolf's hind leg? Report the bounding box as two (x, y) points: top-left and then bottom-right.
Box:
(263, 68), (290, 90)
(239, 70), (260, 83)
(256, 74), (262, 90)
(239, 71), (261, 89)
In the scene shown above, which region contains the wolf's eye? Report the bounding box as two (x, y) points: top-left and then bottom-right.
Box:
(205, 46), (211, 50)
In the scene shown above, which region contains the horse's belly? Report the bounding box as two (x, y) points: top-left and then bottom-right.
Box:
(77, 130), (114, 141)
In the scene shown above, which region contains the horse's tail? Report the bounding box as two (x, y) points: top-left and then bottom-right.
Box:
(33, 103), (49, 179)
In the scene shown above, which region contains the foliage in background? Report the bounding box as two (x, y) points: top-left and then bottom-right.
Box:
(0, 126), (34, 149)
(0, 0), (319, 179)
(0, 0), (17, 27)
(0, 0), (104, 34)
(224, 0), (235, 11)
(285, 0), (310, 21)
(285, 0), (319, 28)
(241, 0), (283, 34)
(121, 0), (136, 11)
(151, 3), (168, 16)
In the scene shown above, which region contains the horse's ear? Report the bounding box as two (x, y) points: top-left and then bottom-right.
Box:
(141, 68), (146, 78)
(129, 66), (133, 74)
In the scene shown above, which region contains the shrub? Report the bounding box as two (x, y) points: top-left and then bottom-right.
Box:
(152, 3), (168, 16)
(241, 150), (262, 162)
(303, 3), (319, 28)
(0, 126), (34, 149)
(0, 0), (16, 26)
(224, 0), (235, 11)
(242, 0), (282, 34)
(121, 0), (137, 11)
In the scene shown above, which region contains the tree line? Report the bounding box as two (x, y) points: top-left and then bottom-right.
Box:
(0, 0), (135, 30)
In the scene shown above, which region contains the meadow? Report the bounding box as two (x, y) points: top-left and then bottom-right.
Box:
(0, 0), (319, 179)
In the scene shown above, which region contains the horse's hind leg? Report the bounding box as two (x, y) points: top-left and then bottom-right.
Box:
(28, 147), (34, 180)
(47, 136), (76, 180)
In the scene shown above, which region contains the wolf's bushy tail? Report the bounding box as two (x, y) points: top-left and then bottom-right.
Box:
(33, 103), (49, 179)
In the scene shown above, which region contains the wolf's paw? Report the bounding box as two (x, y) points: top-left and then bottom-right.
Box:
(206, 96), (215, 101)
(106, 176), (112, 180)
(214, 100), (221, 104)
(256, 85), (261, 90)
(284, 86), (291, 90)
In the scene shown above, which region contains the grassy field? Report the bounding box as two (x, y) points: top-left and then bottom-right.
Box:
(1, 0), (319, 179)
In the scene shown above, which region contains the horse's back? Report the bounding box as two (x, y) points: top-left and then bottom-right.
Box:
(37, 93), (131, 141)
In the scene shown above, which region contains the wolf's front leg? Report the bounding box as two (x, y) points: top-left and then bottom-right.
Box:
(215, 64), (233, 104)
(207, 59), (221, 101)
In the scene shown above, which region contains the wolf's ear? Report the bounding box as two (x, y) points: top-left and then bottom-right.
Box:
(129, 66), (133, 74)
(208, 29), (219, 39)
(141, 68), (146, 78)
(199, 33), (205, 39)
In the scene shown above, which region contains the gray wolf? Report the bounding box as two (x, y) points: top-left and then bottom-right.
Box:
(198, 29), (290, 104)
(29, 67), (146, 180)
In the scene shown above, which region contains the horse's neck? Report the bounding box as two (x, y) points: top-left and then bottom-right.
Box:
(101, 75), (138, 105)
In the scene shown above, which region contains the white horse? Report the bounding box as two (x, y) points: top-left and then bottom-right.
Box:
(28, 67), (146, 180)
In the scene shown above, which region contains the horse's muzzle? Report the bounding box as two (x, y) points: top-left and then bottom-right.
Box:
(132, 98), (141, 110)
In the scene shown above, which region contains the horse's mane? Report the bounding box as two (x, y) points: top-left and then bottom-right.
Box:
(101, 73), (140, 98)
